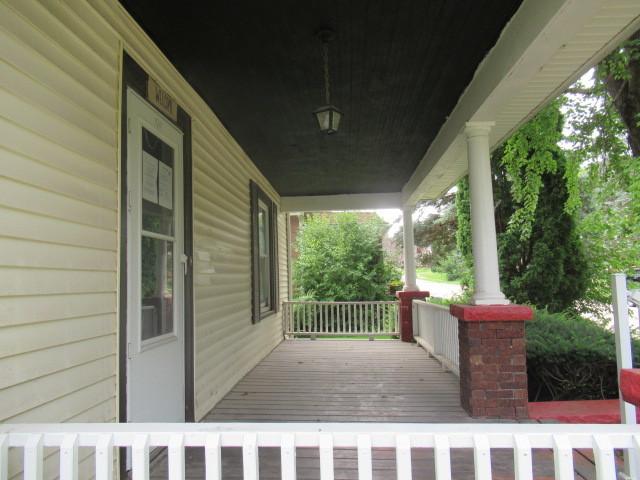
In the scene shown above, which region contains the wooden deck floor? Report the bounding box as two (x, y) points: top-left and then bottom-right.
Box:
(204, 340), (470, 423)
(149, 340), (605, 479)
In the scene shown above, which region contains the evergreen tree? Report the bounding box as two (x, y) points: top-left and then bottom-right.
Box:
(497, 154), (587, 311)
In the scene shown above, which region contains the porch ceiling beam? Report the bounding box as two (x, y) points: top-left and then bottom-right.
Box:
(402, 0), (640, 205)
(280, 193), (402, 213)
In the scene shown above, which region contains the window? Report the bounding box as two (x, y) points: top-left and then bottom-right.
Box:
(250, 181), (278, 322)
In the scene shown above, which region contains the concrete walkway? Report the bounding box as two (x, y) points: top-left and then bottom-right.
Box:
(415, 278), (462, 299)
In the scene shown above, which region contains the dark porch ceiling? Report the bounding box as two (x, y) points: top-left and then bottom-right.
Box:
(120, 1), (522, 197)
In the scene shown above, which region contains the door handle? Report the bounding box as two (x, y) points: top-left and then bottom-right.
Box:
(180, 254), (189, 276)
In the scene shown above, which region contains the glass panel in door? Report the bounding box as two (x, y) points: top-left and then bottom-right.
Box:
(140, 127), (175, 341)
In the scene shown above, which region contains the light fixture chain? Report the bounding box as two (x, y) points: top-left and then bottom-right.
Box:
(323, 41), (331, 105)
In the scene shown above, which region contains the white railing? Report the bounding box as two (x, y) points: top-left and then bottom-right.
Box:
(611, 273), (640, 478)
(283, 301), (399, 337)
(2, 422), (639, 480)
(413, 300), (459, 375)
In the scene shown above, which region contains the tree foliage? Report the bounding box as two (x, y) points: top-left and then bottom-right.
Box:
(393, 194), (458, 269)
(562, 31), (640, 308)
(597, 30), (640, 157)
(502, 100), (580, 240)
(414, 194), (457, 267)
(455, 177), (474, 289)
(293, 213), (400, 301)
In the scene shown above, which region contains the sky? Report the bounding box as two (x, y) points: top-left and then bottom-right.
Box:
(373, 203), (440, 238)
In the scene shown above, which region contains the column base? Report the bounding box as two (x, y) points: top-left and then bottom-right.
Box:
(402, 285), (419, 292)
(472, 291), (510, 305)
(396, 290), (429, 342)
(450, 304), (533, 419)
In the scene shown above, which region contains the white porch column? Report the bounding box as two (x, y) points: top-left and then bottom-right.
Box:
(402, 204), (418, 291)
(465, 121), (508, 305)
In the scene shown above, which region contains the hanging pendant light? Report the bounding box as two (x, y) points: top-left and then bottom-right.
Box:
(313, 28), (342, 134)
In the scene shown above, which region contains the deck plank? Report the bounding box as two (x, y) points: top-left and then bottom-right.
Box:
(204, 340), (466, 423)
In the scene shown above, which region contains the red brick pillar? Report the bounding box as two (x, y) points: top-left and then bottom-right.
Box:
(450, 304), (533, 419)
(396, 291), (429, 342)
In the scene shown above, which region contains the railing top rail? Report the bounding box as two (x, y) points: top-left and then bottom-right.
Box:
(2, 422), (638, 436)
(283, 301), (398, 305)
(412, 299), (451, 311)
(2, 422), (639, 452)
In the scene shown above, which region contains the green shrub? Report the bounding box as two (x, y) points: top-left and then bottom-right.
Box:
(388, 279), (404, 294)
(526, 310), (639, 401)
(293, 213), (400, 301)
(432, 251), (471, 281)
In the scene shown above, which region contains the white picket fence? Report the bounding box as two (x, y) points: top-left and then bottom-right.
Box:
(412, 300), (459, 375)
(1, 422), (639, 480)
(283, 301), (399, 337)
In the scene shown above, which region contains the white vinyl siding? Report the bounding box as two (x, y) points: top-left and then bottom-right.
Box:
(0, 1), (120, 478)
(0, 0), (119, 420)
(191, 120), (285, 417)
(0, 6), (287, 475)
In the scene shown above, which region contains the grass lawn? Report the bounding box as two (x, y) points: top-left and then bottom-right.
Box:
(416, 267), (460, 285)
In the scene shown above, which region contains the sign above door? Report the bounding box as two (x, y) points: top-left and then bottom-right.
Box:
(147, 76), (177, 122)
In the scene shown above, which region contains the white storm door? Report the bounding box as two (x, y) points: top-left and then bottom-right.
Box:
(126, 88), (185, 422)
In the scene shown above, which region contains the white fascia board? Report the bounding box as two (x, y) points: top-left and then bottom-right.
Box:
(402, 0), (640, 205)
(280, 193), (402, 213)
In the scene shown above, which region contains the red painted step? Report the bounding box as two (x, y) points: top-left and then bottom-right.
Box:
(529, 399), (640, 424)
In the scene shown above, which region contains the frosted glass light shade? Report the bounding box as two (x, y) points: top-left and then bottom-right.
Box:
(313, 105), (342, 134)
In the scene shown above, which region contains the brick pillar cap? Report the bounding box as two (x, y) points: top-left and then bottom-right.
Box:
(450, 304), (533, 321)
(620, 369), (640, 407)
(396, 290), (430, 300)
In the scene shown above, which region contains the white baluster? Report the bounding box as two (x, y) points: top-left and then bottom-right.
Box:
(513, 435), (532, 480)
(60, 434), (78, 480)
(473, 434), (492, 480)
(313, 304), (317, 333)
(319, 434), (334, 480)
(0, 434), (7, 480)
(132, 434), (150, 480)
(168, 434), (185, 480)
(433, 434), (451, 480)
(205, 434), (221, 480)
(280, 433), (296, 480)
(357, 435), (372, 480)
(552, 435), (574, 480)
(95, 434), (114, 480)
(592, 435), (616, 480)
(242, 433), (259, 480)
(395, 435), (412, 480)
(24, 434), (43, 480)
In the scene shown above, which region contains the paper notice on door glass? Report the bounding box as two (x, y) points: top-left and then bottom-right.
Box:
(142, 152), (158, 203)
(158, 162), (173, 210)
